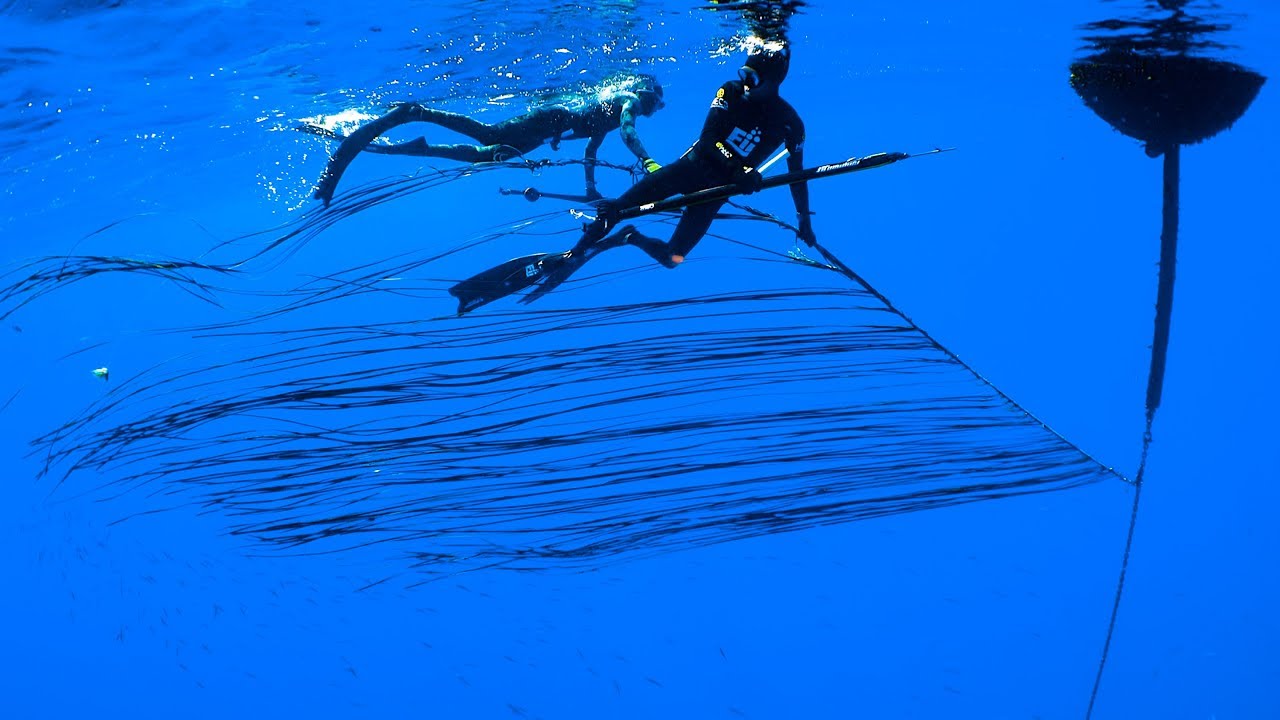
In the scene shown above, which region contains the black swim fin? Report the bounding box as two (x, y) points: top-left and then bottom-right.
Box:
(516, 254), (584, 306)
(448, 252), (571, 315)
(517, 232), (630, 306)
(313, 104), (420, 206)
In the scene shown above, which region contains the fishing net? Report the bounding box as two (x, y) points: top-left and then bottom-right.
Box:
(33, 259), (1120, 580)
(0, 157), (630, 322)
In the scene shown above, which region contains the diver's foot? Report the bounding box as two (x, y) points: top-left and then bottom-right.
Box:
(619, 226), (678, 269)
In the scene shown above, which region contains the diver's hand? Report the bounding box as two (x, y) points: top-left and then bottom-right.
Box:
(642, 158), (662, 174)
(797, 214), (817, 247)
(594, 199), (620, 226)
(735, 168), (764, 194)
(575, 201), (619, 252)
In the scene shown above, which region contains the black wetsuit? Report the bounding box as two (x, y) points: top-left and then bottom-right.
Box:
(313, 98), (647, 205)
(382, 103), (626, 160)
(585, 80), (805, 263)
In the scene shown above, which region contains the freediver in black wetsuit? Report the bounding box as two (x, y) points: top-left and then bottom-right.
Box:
(308, 75), (667, 206)
(569, 44), (815, 271)
(447, 45), (819, 314)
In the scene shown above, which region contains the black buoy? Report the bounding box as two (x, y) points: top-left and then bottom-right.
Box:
(1071, 0), (1265, 436)
(1070, 4), (1265, 718)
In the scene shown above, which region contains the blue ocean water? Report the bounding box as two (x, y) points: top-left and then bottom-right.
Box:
(1, 0), (1276, 717)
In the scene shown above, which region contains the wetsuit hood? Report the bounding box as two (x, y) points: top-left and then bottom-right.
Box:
(630, 73), (665, 114)
(639, 81), (665, 114)
(740, 45), (790, 89)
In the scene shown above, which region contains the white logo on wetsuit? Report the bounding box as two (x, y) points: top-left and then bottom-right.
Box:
(725, 126), (761, 156)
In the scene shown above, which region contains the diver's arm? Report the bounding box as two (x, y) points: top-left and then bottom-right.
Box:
(787, 148), (814, 244)
(786, 145), (811, 217)
(618, 98), (653, 162)
(583, 134), (605, 199)
(784, 109), (814, 244)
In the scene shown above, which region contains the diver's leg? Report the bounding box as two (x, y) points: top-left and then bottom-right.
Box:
(351, 137), (525, 164)
(378, 104), (531, 159)
(373, 104), (515, 160)
(570, 160), (694, 253)
(637, 200), (725, 267)
(610, 226), (677, 269)
(410, 143), (503, 163)
(314, 104), (530, 203)
(393, 104), (500, 144)
(667, 201), (725, 262)
(361, 138), (430, 155)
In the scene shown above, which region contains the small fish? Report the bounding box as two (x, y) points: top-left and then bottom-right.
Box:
(92, 366), (109, 381)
